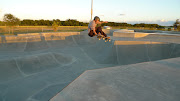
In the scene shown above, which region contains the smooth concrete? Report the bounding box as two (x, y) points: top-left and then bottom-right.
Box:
(51, 57), (180, 101)
(113, 30), (180, 44)
(0, 30), (180, 101)
(133, 29), (180, 34)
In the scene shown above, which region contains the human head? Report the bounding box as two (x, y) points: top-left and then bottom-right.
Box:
(94, 16), (100, 22)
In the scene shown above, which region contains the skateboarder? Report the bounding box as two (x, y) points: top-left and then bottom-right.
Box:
(88, 16), (108, 37)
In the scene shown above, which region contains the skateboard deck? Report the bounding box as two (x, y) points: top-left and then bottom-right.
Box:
(97, 35), (111, 42)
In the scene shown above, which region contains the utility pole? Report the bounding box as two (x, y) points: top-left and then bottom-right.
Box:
(91, 0), (93, 20)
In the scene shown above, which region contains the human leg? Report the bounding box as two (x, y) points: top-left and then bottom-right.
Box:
(96, 27), (107, 37)
(88, 30), (95, 37)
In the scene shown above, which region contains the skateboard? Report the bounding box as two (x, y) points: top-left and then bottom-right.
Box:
(97, 35), (111, 42)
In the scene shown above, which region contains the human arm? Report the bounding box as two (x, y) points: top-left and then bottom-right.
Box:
(96, 21), (108, 24)
(93, 29), (98, 35)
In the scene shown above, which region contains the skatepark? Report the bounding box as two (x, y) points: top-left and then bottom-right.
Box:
(0, 29), (180, 101)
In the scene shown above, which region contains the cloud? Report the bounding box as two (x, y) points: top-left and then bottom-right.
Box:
(157, 20), (174, 26)
(160, 19), (167, 22)
(119, 14), (125, 16)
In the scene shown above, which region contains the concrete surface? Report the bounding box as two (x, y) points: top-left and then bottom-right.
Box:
(0, 30), (180, 101)
(51, 57), (180, 101)
(133, 29), (180, 34)
(113, 30), (180, 44)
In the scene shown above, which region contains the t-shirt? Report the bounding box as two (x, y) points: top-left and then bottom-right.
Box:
(88, 20), (97, 32)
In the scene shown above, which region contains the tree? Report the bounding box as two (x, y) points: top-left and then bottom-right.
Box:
(3, 14), (20, 26)
(53, 19), (61, 26)
(174, 19), (180, 31)
(3, 14), (20, 34)
(52, 21), (59, 31)
(0, 21), (4, 26)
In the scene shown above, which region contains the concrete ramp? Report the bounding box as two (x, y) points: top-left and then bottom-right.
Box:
(51, 57), (180, 101)
(113, 30), (180, 43)
(0, 30), (179, 101)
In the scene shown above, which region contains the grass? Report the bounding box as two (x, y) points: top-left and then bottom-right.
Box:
(0, 26), (88, 35)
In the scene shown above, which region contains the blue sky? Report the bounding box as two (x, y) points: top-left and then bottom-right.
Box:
(0, 0), (180, 26)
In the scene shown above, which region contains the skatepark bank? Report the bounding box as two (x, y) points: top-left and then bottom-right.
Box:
(0, 30), (180, 101)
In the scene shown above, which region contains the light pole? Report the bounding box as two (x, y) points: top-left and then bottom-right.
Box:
(91, 0), (93, 20)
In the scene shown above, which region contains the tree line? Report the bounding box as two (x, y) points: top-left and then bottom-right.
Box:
(0, 14), (163, 28)
(19, 19), (89, 26)
(102, 22), (163, 28)
(0, 15), (89, 26)
(1, 14), (180, 31)
(0, 18), (164, 28)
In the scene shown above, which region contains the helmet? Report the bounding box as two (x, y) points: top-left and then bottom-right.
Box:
(94, 16), (100, 21)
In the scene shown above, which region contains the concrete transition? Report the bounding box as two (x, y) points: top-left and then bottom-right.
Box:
(0, 30), (179, 101)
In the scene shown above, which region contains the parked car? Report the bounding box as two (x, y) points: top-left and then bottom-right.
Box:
(103, 26), (111, 29)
